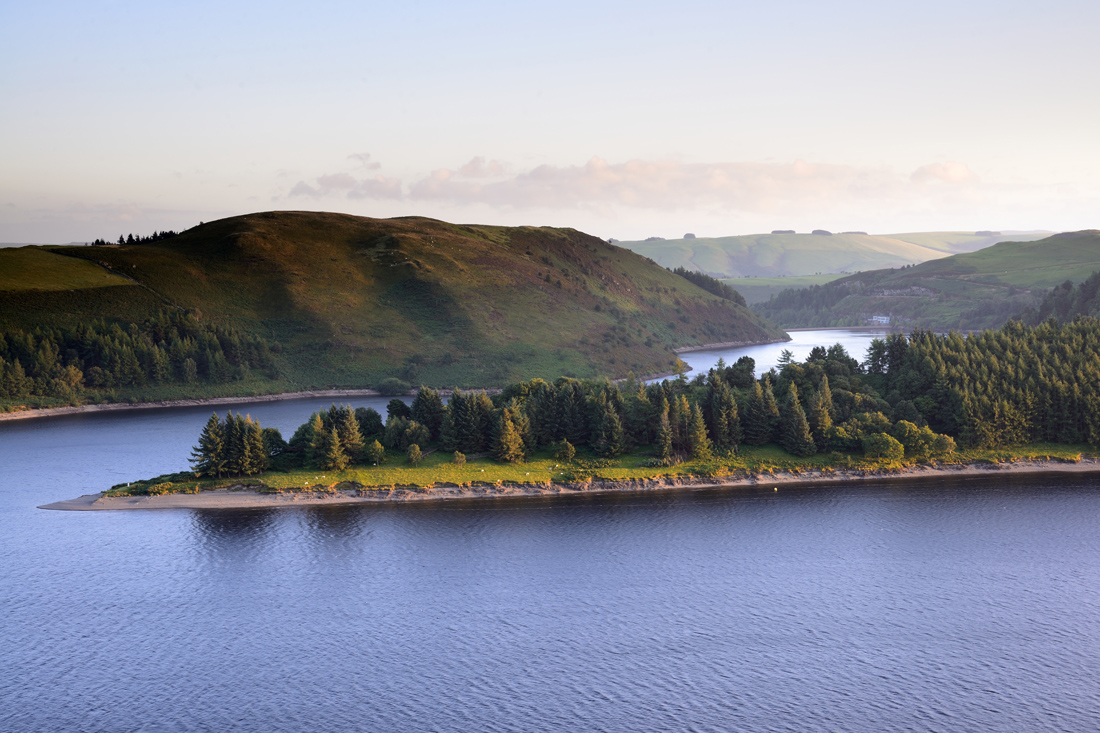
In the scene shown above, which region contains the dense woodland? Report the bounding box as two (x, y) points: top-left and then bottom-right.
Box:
(1020, 271), (1100, 324)
(190, 341), (968, 478)
(0, 310), (278, 401)
(669, 267), (747, 306)
(867, 317), (1100, 448)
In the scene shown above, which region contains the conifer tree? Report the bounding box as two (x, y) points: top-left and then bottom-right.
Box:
(307, 412), (327, 467)
(336, 406), (364, 460)
(554, 439), (576, 462)
(806, 389), (833, 451)
(190, 413), (227, 477)
(688, 404), (712, 460)
(241, 418), (268, 475)
(743, 382), (772, 446)
(225, 412), (245, 475)
(592, 397), (625, 458)
(407, 443), (423, 466)
(779, 384), (817, 457)
(411, 386), (446, 440)
(493, 410), (526, 463)
(656, 399), (674, 462)
(321, 427), (350, 471)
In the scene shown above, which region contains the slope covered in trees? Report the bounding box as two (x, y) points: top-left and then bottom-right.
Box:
(753, 231), (1100, 330)
(0, 211), (785, 410)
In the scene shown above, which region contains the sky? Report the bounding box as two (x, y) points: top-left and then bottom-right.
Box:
(2, 0), (1098, 243)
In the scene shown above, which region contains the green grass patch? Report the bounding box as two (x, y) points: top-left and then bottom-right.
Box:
(0, 247), (133, 292)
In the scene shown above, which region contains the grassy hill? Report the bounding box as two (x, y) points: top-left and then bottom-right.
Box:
(753, 231), (1100, 331)
(721, 274), (844, 305)
(618, 231), (1051, 279)
(0, 211), (784, 403)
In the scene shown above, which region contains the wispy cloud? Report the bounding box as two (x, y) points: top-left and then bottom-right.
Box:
(289, 172), (402, 200)
(910, 161), (979, 185)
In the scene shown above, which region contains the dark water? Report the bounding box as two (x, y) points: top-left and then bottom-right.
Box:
(4, 337), (1100, 731)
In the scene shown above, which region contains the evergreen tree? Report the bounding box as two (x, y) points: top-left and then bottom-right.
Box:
(806, 389), (833, 451)
(387, 398), (412, 420)
(493, 410), (526, 463)
(241, 418), (268, 475)
(411, 386), (446, 440)
(743, 382), (774, 446)
(779, 385), (817, 457)
(336, 406), (364, 460)
(190, 413), (226, 477)
(656, 399), (674, 462)
(320, 427), (350, 471)
(307, 412), (327, 467)
(224, 412), (245, 474)
(687, 404), (712, 460)
(407, 443), (423, 466)
(452, 451), (466, 465)
(354, 407), (384, 440)
(592, 396), (625, 458)
(554, 439), (576, 462)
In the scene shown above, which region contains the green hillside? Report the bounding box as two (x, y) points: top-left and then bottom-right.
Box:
(618, 231), (1051, 279)
(722, 274), (844, 305)
(0, 211), (785, 408)
(753, 231), (1100, 331)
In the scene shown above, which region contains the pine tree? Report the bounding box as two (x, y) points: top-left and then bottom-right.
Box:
(336, 406), (364, 461)
(190, 413), (226, 477)
(320, 427), (350, 471)
(780, 384), (817, 457)
(307, 413), (327, 467)
(241, 418), (268, 475)
(688, 404), (712, 460)
(806, 389), (833, 451)
(554, 439), (576, 462)
(493, 410), (526, 463)
(656, 398), (674, 462)
(411, 386), (446, 440)
(743, 381), (775, 446)
(224, 412), (245, 475)
(593, 398), (625, 458)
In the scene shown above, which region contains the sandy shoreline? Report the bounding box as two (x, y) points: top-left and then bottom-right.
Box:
(40, 458), (1100, 511)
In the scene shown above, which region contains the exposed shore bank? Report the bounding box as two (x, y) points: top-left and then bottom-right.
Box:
(41, 458), (1100, 511)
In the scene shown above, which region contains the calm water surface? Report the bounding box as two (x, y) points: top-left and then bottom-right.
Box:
(3, 332), (1100, 732)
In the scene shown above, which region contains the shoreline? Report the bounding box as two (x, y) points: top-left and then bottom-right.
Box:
(41, 458), (1100, 511)
(2, 338), (790, 423)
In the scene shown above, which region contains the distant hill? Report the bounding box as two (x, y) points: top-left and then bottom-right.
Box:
(752, 231), (1100, 331)
(617, 231), (1051, 279)
(0, 212), (785, 399)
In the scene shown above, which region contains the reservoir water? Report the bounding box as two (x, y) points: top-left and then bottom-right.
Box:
(3, 330), (1100, 732)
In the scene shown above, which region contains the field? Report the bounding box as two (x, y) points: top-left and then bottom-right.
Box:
(617, 231), (1050, 279)
(0, 247), (134, 291)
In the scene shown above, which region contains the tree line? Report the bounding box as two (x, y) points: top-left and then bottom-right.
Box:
(669, 267), (747, 306)
(190, 341), (974, 478)
(89, 231), (179, 247)
(0, 310), (278, 401)
(867, 317), (1100, 448)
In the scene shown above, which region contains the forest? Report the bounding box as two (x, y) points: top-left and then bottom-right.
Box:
(0, 309), (278, 402)
(189, 339), (968, 479)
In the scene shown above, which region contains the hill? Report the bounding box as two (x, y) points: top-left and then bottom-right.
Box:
(0, 211), (785, 408)
(617, 231), (1051, 279)
(753, 231), (1100, 331)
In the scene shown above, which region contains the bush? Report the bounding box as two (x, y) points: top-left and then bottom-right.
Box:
(862, 432), (904, 460)
(554, 439), (576, 462)
(407, 444), (423, 466)
(377, 378), (411, 396)
(452, 451), (466, 465)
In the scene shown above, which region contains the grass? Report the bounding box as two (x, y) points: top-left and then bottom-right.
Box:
(0, 247), (133, 291)
(615, 232), (1050, 279)
(753, 231), (1100, 331)
(0, 211), (785, 400)
(107, 442), (1096, 498)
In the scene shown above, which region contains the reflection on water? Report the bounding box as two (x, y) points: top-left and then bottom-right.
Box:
(676, 328), (886, 377)
(3, 332), (1100, 732)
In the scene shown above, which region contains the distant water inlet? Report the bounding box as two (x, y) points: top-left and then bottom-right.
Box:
(676, 327), (886, 377)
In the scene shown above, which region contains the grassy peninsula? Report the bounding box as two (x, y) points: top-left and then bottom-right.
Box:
(80, 315), (1100, 510)
(0, 211), (784, 413)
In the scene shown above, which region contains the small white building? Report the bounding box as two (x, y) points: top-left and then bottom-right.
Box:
(868, 315), (891, 325)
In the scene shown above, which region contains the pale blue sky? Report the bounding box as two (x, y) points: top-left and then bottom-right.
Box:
(2, 0), (1098, 241)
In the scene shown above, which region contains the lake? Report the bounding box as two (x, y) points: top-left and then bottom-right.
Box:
(3, 330), (1100, 732)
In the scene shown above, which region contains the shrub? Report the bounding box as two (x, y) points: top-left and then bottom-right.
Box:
(407, 444), (423, 466)
(452, 451), (466, 465)
(554, 439), (576, 462)
(377, 378), (411, 396)
(862, 432), (904, 460)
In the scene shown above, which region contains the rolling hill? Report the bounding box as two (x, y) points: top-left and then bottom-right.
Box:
(752, 231), (1100, 331)
(0, 211), (785, 405)
(617, 231), (1051, 279)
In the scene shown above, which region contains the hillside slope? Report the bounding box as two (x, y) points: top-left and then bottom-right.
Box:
(618, 231), (1051, 279)
(0, 212), (785, 396)
(753, 231), (1100, 331)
